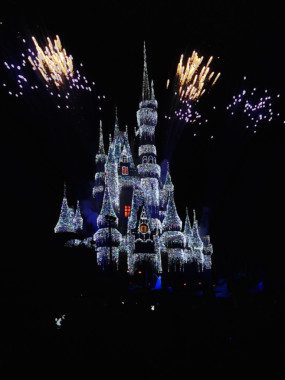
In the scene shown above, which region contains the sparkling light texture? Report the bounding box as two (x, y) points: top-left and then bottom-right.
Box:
(54, 184), (76, 233)
(227, 79), (283, 130)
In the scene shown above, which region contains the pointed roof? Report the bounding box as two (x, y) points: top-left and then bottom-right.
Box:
(97, 184), (117, 229)
(74, 200), (83, 231)
(107, 134), (116, 164)
(183, 207), (192, 235)
(114, 107), (120, 137)
(120, 145), (128, 161)
(192, 209), (203, 249)
(142, 41), (151, 100)
(122, 126), (135, 168)
(164, 163), (174, 191)
(54, 183), (75, 233)
(97, 120), (105, 155)
(162, 191), (182, 232)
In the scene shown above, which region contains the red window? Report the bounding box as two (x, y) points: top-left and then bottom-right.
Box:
(124, 205), (131, 217)
(122, 166), (129, 175)
(140, 223), (148, 234)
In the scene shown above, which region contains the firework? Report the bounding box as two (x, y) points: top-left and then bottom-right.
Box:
(175, 51), (220, 101)
(28, 35), (74, 87)
(2, 35), (99, 109)
(164, 50), (220, 134)
(227, 78), (282, 130)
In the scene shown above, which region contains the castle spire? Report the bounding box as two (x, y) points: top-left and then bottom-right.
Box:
(184, 207), (192, 235)
(164, 162), (174, 192)
(192, 210), (203, 250)
(151, 79), (155, 100)
(114, 107), (119, 137)
(142, 41), (151, 100)
(73, 200), (83, 232)
(162, 191), (182, 232)
(98, 120), (105, 155)
(97, 184), (117, 229)
(54, 183), (75, 233)
(63, 182), (67, 198)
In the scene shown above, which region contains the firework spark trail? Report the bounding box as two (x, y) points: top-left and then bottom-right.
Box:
(227, 81), (282, 131)
(175, 51), (220, 101)
(28, 35), (74, 87)
(165, 50), (221, 130)
(2, 35), (100, 109)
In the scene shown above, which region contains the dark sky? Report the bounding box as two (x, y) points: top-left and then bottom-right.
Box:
(1, 0), (285, 277)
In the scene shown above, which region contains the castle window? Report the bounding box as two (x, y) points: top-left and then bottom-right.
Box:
(153, 157), (156, 164)
(124, 205), (131, 217)
(122, 156), (127, 163)
(148, 156), (153, 163)
(122, 166), (129, 175)
(140, 223), (148, 234)
(143, 156), (147, 164)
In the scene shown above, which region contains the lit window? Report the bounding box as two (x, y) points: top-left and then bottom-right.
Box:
(122, 166), (129, 175)
(124, 205), (131, 217)
(140, 223), (148, 234)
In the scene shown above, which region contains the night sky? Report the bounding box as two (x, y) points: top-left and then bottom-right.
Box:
(1, 0), (285, 280)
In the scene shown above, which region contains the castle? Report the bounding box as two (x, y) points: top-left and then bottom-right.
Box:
(54, 45), (213, 275)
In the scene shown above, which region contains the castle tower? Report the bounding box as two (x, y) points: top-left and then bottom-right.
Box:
(161, 191), (185, 271)
(160, 162), (174, 220)
(94, 184), (122, 268)
(137, 42), (160, 218)
(54, 183), (76, 233)
(93, 121), (107, 214)
(192, 210), (204, 271)
(105, 133), (119, 213)
(113, 108), (123, 161)
(183, 207), (194, 263)
(73, 200), (83, 232)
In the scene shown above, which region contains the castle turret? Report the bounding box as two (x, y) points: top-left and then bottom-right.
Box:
(114, 107), (120, 138)
(183, 207), (194, 262)
(113, 108), (124, 161)
(161, 191), (185, 271)
(54, 183), (75, 233)
(73, 200), (83, 232)
(160, 162), (174, 219)
(137, 43), (160, 217)
(105, 134), (119, 212)
(94, 184), (122, 268)
(192, 210), (204, 270)
(93, 121), (107, 212)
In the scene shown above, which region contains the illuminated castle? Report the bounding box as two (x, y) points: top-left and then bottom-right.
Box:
(54, 44), (213, 274)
